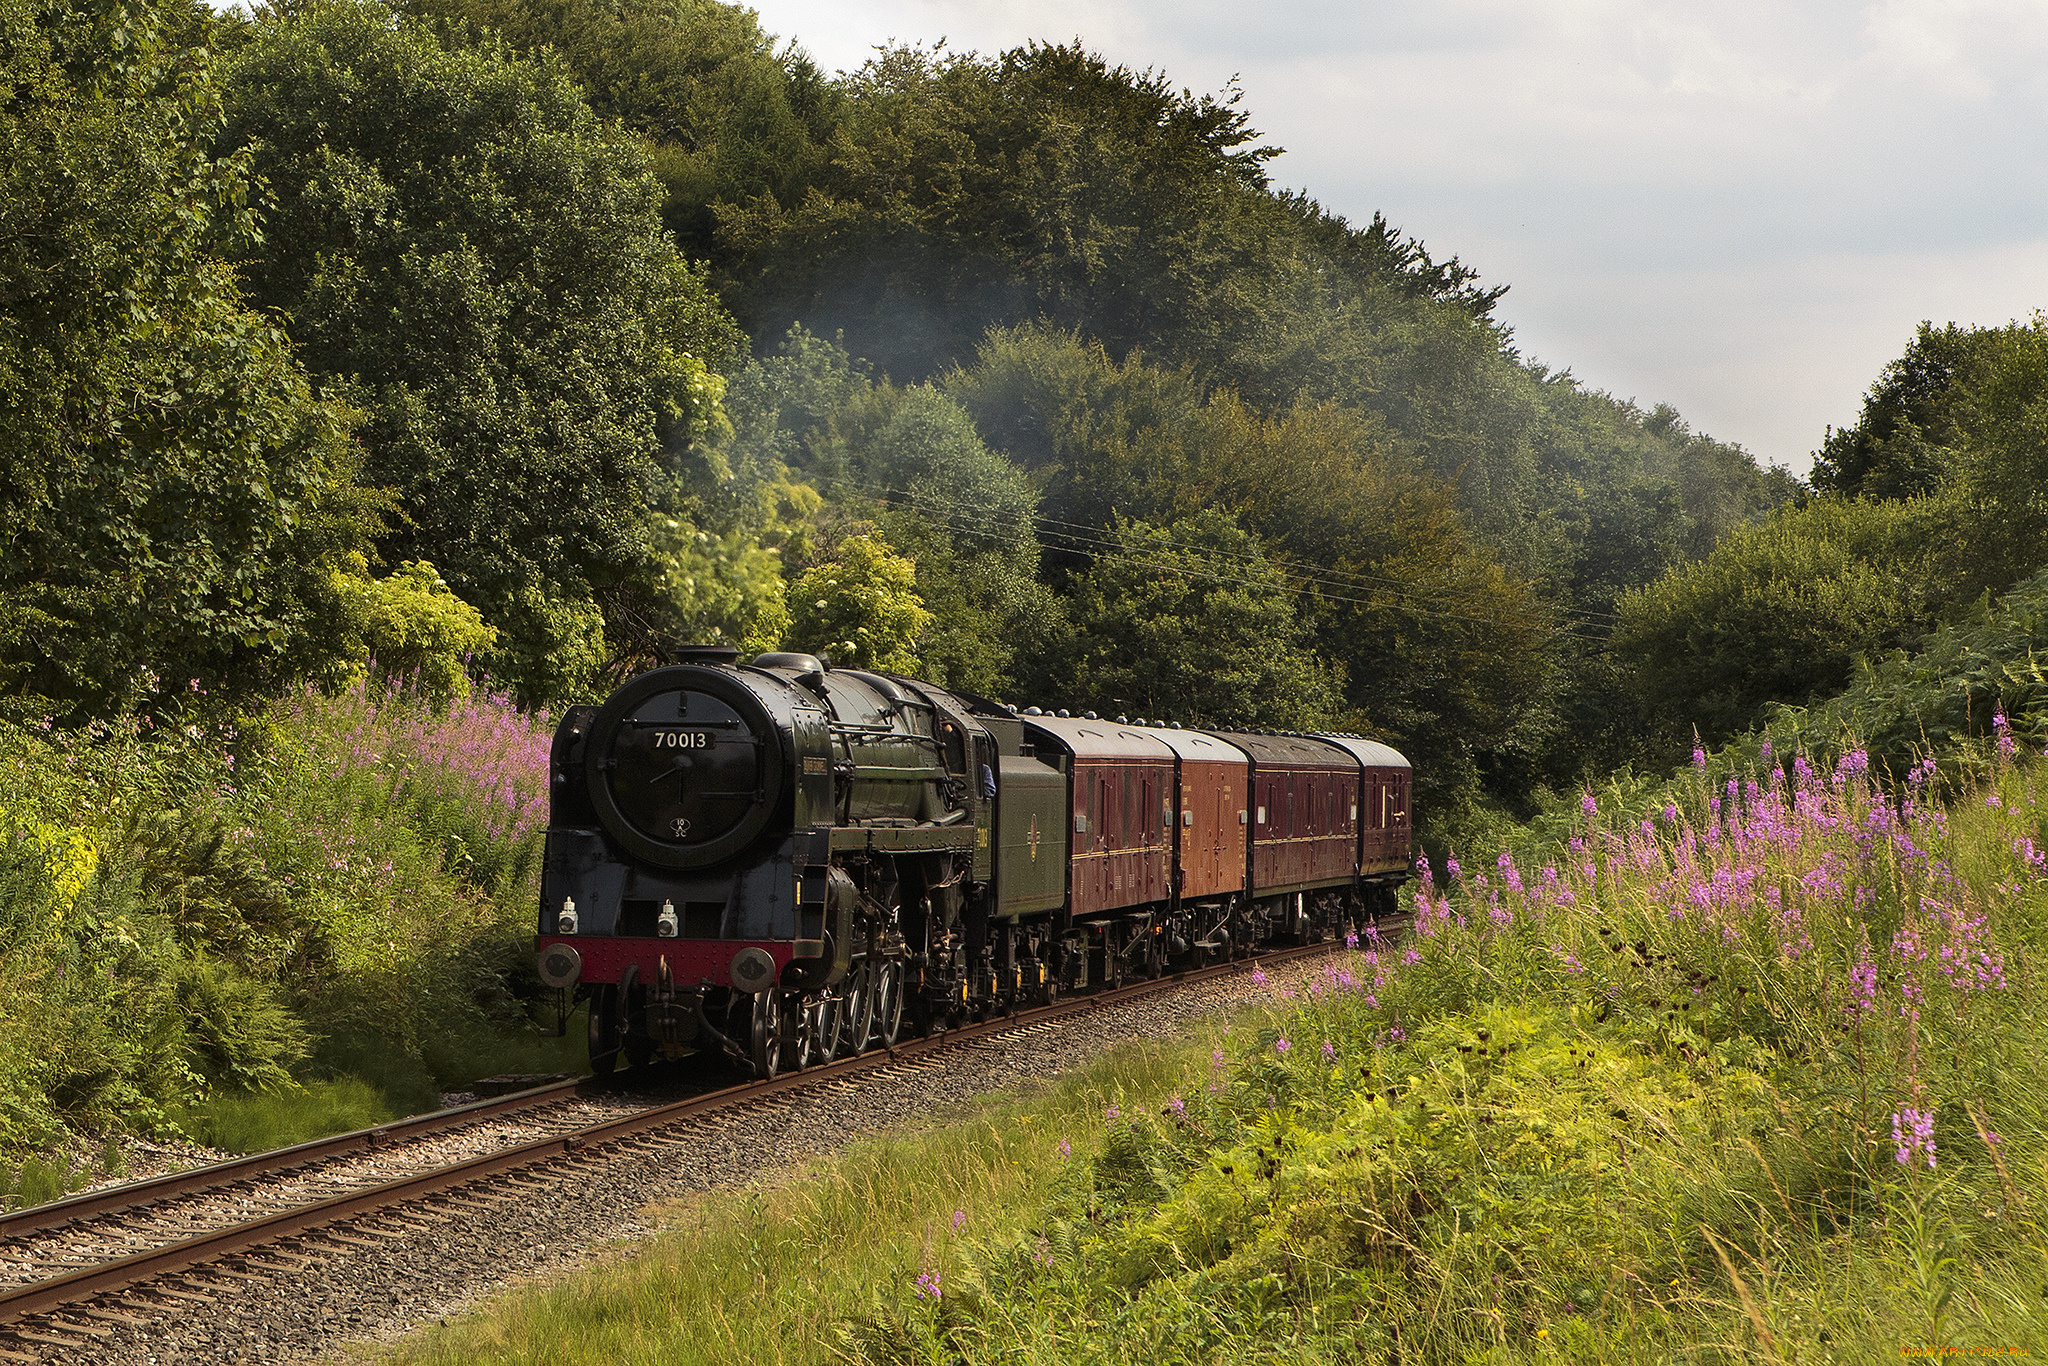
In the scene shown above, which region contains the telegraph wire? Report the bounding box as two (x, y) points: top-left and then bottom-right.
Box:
(801, 472), (1608, 648)
(815, 472), (1622, 632)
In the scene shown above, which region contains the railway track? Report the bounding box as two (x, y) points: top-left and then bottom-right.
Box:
(0, 939), (1357, 1360)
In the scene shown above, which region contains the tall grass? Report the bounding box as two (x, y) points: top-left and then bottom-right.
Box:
(175, 1077), (395, 1154)
(258, 676), (553, 1071)
(838, 744), (2048, 1363)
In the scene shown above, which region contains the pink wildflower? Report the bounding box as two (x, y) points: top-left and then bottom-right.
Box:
(1893, 1108), (1936, 1170)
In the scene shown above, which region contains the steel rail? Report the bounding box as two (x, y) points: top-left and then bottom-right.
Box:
(0, 938), (1359, 1328)
(0, 1078), (588, 1243)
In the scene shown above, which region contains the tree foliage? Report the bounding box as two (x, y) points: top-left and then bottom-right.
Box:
(0, 0), (373, 719)
(947, 326), (1553, 818)
(1613, 317), (2048, 758)
(785, 533), (930, 674)
(1059, 511), (1346, 731)
(713, 41), (1497, 387)
(1811, 315), (2048, 595)
(403, 0), (840, 259)
(1811, 322), (1997, 501)
(271, 3), (1796, 804)
(2, 0), (1829, 837)
(1612, 497), (1958, 752)
(331, 557), (496, 702)
(1949, 316), (2048, 596)
(828, 383), (1067, 698)
(693, 37), (1789, 634)
(720, 329), (1065, 697)
(219, 0), (744, 703)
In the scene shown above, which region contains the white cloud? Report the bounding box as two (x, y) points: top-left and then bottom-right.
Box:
(1473, 237), (2048, 463)
(1859, 0), (2048, 101)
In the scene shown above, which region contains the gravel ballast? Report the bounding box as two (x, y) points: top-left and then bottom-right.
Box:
(49, 952), (1349, 1366)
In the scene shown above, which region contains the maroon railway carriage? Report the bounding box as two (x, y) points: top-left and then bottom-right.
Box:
(1146, 725), (1249, 907)
(1017, 716), (1176, 919)
(1317, 734), (1413, 902)
(1209, 730), (1359, 891)
(1023, 717), (1407, 962)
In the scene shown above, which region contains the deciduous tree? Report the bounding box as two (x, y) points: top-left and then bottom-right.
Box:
(0, 0), (372, 718)
(220, 0), (743, 703)
(786, 534), (929, 674)
(1059, 511), (1346, 731)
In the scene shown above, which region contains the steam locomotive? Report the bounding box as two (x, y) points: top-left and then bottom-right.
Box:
(534, 646), (1411, 1077)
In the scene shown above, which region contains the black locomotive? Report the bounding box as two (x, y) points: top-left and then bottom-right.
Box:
(536, 646), (1411, 1077)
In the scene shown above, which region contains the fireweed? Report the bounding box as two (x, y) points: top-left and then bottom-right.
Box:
(254, 677), (552, 1051)
(842, 750), (2048, 1365)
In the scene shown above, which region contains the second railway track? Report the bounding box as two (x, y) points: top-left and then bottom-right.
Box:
(0, 938), (1372, 1362)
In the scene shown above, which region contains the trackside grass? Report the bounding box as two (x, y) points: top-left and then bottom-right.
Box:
(372, 1025), (1253, 1366)
(383, 748), (2048, 1365)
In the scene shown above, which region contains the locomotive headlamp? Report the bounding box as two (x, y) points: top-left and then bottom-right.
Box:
(537, 941), (582, 990)
(557, 897), (579, 935)
(729, 946), (776, 994)
(657, 899), (679, 938)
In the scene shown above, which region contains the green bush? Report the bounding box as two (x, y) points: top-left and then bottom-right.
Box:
(331, 557), (498, 705)
(1612, 495), (1960, 754)
(0, 670), (555, 1152)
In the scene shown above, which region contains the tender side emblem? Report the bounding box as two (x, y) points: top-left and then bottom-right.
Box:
(671, 817), (693, 837)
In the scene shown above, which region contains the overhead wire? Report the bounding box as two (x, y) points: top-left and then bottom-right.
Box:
(802, 471), (1611, 649)
(866, 477), (1624, 629)
(809, 470), (1623, 634)
(811, 471), (1612, 642)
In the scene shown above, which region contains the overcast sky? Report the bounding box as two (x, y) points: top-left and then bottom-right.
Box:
(745, 0), (2048, 474)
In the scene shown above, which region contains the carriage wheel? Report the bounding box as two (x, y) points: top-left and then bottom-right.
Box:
(617, 965), (656, 1068)
(783, 992), (817, 1072)
(874, 960), (906, 1047)
(841, 960), (877, 1057)
(749, 988), (785, 1081)
(804, 995), (833, 1067)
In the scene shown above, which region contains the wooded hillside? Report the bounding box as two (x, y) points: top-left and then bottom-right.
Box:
(3, 0), (1821, 831)
(5, 0), (2046, 1159)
